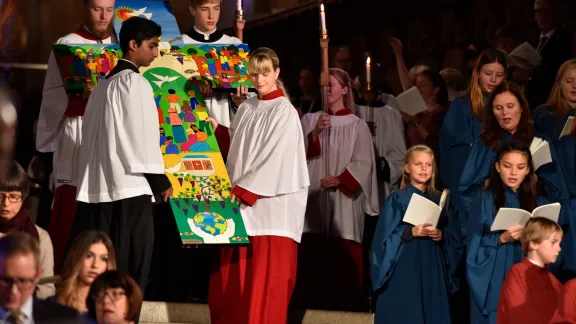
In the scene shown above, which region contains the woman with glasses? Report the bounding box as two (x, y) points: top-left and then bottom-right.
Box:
(0, 161), (54, 298)
(54, 231), (116, 313)
(86, 271), (142, 324)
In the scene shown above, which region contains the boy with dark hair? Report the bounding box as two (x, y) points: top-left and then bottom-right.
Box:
(71, 17), (172, 294)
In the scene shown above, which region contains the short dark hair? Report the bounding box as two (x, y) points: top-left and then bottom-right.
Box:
(0, 232), (41, 269)
(87, 271), (143, 321)
(119, 17), (162, 53)
(168, 89), (176, 94)
(0, 161), (30, 199)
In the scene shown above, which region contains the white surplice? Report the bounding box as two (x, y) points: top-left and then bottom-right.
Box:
(301, 112), (379, 243)
(227, 95), (310, 242)
(76, 63), (163, 203)
(182, 27), (242, 128)
(36, 30), (117, 188)
(356, 103), (407, 200)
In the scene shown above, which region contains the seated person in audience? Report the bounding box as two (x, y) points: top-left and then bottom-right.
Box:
(549, 278), (576, 323)
(55, 231), (116, 314)
(497, 217), (563, 324)
(86, 270), (142, 324)
(0, 161), (54, 299)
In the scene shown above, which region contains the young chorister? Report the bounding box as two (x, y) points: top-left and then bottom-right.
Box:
(209, 47), (309, 324)
(439, 48), (507, 208)
(497, 217), (563, 324)
(371, 145), (459, 324)
(533, 59), (576, 141)
(36, 0), (117, 273)
(466, 141), (548, 324)
(297, 68), (378, 311)
(181, 0), (244, 127)
(458, 82), (567, 238)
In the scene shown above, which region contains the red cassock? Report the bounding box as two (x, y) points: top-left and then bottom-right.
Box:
(497, 258), (562, 324)
(549, 279), (576, 324)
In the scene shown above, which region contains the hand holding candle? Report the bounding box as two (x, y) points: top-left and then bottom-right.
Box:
(366, 56), (371, 87)
(320, 4), (326, 31)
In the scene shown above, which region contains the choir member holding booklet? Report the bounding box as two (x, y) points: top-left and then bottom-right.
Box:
(209, 47), (309, 324)
(458, 82), (568, 241)
(533, 59), (576, 141)
(371, 145), (460, 324)
(466, 141), (548, 324)
(497, 218), (563, 324)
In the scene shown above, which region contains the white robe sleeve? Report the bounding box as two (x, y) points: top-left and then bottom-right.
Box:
(112, 74), (164, 174)
(232, 102), (310, 196)
(381, 107), (406, 185)
(346, 120), (380, 216)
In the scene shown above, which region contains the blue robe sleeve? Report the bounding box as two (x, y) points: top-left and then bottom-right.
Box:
(371, 191), (407, 292)
(458, 139), (495, 217)
(441, 203), (464, 293)
(439, 97), (474, 193)
(466, 191), (521, 316)
(533, 105), (555, 139)
(552, 198), (576, 281)
(535, 134), (569, 202)
(554, 136), (576, 198)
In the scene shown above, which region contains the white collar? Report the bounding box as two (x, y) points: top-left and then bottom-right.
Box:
(119, 59), (138, 68)
(528, 258), (545, 268)
(194, 26), (217, 41)
(540, 28), (556, 39)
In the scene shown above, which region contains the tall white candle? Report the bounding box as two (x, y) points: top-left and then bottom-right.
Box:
(320, 4), (326, 31)
(366, 57), (371, 85)
(237, 0), (242, 11)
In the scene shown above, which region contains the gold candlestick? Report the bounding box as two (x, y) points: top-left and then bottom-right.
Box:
(234, 10), (246, 42)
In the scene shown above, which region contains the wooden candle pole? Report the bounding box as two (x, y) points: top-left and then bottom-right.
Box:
(235, 9), (246, 42)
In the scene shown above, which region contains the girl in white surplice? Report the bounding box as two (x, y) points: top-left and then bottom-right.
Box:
(294, 68), (379, 311)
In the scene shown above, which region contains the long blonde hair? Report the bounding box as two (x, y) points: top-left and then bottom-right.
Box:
(329, 68), (355, 112)
(468, 48), (507, 119)
(56, 231), (116, 311)
(248, 47), (289, 98)
(400, 145), (438, 194)
(546, 59), (576, 119)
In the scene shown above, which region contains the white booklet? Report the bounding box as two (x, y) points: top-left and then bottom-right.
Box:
(530, 137), (552, 170)
(559, 116), (574, 139)
(395, 86), (428, 116)
(402, 189), (450, 229)
(490, 202), (561, 231)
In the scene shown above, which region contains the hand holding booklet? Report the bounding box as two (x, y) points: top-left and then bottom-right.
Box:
(395, 86), (428, 116)
(529, 137), (552, 170)
(490, 202), (561, 231)
(402, 189), (449, 229)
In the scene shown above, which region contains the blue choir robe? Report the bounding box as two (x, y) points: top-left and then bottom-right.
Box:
(439, 96), (484, 210)
(533, 104), (574, 141)
(466, 189), (548, 324)
(551, 199), (576, 282)
(554, 136), (576, 198)
(458, 133), (568, 243)
(371, 184), (460, 324)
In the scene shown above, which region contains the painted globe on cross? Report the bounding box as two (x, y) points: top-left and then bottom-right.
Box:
(192, 211), (227, 236)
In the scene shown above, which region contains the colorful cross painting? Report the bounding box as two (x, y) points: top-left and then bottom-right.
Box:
(53, 43), (250, 245)
(53, 43), (253, 93)
(113, 0), (183, 45)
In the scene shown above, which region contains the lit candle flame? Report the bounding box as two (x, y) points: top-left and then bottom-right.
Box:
(366, 57), (371, 65)
(321, 3), (324, 12)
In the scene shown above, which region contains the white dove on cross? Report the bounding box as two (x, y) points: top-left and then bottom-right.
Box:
(150, 73), (181, 88)
(126, 7), (153, 20)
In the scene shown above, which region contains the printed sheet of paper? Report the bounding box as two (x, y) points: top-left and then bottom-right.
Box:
(395, 86), (428, 116)
(402, 194), (442, 229)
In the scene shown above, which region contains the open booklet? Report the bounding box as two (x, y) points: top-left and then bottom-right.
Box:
(530, 137), (552, 170)
(402, 189), (450, 229)
(490, 202), (561, 231)
(559, 116), (574, 139)
(394, 86), (428, 116)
